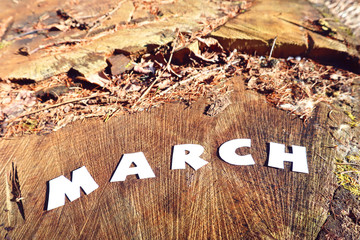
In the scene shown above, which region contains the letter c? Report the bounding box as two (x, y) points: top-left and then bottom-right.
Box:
(218, 139), (255, 165)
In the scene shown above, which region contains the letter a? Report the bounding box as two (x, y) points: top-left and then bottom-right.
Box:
(171, 144), (208, 170)
(110, 152), (155, 182)
(268, 142), (308, 173)
(47, 166), (99, 210)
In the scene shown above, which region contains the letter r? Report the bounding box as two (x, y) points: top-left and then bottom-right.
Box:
(171, 144), (208, 170)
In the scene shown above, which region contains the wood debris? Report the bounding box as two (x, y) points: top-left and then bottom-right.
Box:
(0, 0), (359, 137)
(9, 163), (25, 220)
(205, 96), (231, 117)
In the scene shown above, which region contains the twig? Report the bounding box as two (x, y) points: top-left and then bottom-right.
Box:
(159, 72), (203, 96)
(133, 72), (163, 108)
(165, 30), (179, 75)
(335, 162), (360, 167)
(328, 109), (339, 122)
(85, 0), (126, 37)
(10, 28), (50, 41)
(268, 36), (277, 60)
(159, 58), (241, 96)
(340, 170), (359, 174)
(28, 39), (87, 55)
(8, 93), (109, 122)
(127, 6), (136, 23)
(316, 153), (328, 161)
(103, 107), (121, 122)
(132, 29), (180, 108)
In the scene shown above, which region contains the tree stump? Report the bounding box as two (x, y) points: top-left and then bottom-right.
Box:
(0, 78), (338, 239)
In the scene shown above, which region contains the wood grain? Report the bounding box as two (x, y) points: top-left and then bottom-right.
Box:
(0, 78), (337, 239)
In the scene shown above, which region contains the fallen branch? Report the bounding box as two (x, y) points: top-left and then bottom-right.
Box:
(9, 93), (110, 122)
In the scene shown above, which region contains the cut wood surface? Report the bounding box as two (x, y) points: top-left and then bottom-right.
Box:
(211, 0), (359, 64)
(1, 0), (359, 81)
(0, 0), (238, 81)
(0, 78), (338, 239)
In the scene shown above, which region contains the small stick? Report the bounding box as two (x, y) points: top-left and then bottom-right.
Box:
(133, 71), (164, 107)
(335, 162), (360, 167)
(103, 107), (121, 122)
(9, 28), (50, 41)
(28, 39), (86, 55)
(316, 153), (328, 161)
(340, 170), (359, 174)
(5, 173), (12, 225)
(165, 31), (178, 73)
(159, 59), (241, 96)
(85, 0), (126, 37)
(127, 7), (136, 23)
(8, 93), (109, 122)
(268, 36), (277, 60)
(132, 29), (179, 108)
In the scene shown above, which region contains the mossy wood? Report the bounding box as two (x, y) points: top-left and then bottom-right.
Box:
(0, 78), (337, 239)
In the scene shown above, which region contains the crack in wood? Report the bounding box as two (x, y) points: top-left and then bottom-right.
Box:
(9, 163), (25, 221)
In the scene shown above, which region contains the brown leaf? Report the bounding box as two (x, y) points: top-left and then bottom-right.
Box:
(0, 90), (37, 119)
(107, 54), (133, 75)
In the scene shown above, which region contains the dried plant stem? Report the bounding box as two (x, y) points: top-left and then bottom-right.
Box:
(269, 36), (277, 60)
(340, 170), (359, 174)
(159, 59), (240, 96)
(29, 39), (87, 55)
(133, 71), (164, 108)
(85, 0), (126, 37)
(9, 93), (110, 121)
(335, 162), (360, 167)
(132, 29), (180, 108)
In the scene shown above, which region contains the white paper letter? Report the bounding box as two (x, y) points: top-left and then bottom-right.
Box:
(218, 139), (255, 165)
(47, 166), (98, 211)
(171, 144), (208, 170)
(268, 142), (308, 173)
(110, 152), (155, 182)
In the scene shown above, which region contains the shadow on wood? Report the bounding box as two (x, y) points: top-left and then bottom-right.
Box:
(0, 77), (337, 239)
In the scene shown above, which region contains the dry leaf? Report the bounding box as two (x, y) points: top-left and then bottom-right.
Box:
(78, 74), (110, 88)
(107, 54), (133, 75)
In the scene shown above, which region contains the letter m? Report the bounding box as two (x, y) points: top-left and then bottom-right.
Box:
(47, 166), (98, 210)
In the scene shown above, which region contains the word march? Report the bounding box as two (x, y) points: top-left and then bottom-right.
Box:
(47, 139), (309, 210)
